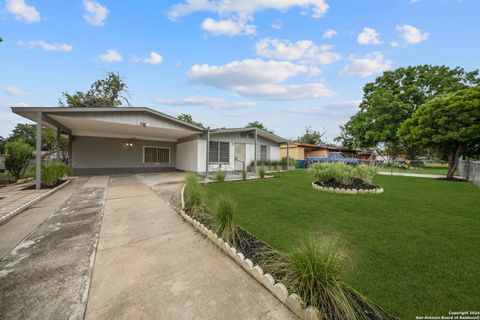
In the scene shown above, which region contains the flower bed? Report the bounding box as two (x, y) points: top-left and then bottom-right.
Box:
(312, 178), (384, 194)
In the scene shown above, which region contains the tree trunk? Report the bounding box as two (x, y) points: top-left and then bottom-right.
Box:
(447, 146), (463, 179)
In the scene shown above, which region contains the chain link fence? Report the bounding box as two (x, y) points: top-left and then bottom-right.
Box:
(457, 159), (480, 187)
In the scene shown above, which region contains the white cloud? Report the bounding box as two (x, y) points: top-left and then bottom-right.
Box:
(357, 27), (381, 45)
(322, 29), (337, 39)
(99, 49), (123, 62)
(17, 40), (73, 52)
(168, 0), (330, 19)
(138, 52), (163, 65)
(396, 25), (429, 45)
(255, 38), (341, 65)
(154, 96), (255, 109)
(287, 100), (360, 118)
(83, 0), (108, 26)
(390, 41), (399, 48)
(201, 17), (256, 36)
(341, 52), (393, 78)
(5, 0), (40, 23)
(271, 20), (282, 29)
(3, 85), (23, 95)
(188, 59), (333, 100)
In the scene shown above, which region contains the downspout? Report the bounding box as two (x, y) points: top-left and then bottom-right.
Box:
(254, 128), (258, 174)
(206, 128), (210, 179)
(35, 112), (42, 190)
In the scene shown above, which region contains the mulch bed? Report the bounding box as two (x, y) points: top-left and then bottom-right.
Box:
(315, 178), (380, 191)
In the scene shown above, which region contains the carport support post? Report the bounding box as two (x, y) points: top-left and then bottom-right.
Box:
(254, 129), (258, 174)
(56, 127), (61, 161)
(35, 112), (42, 190)
(205, 129), (210, 179)
(286, 142), (290, 171)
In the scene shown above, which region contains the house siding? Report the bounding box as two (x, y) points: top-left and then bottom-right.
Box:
(72, 136), (176, 175)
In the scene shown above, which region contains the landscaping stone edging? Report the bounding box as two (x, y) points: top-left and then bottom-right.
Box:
(179, 184), (320, 320)
(0, 179), (72, 226)
(311, 182), (384, 194)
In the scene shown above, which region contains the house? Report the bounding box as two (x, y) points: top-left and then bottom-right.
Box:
(279, 143), (358, 160)
(11, 107), (288, 189)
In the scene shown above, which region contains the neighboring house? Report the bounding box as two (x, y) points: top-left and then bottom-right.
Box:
(12, 107), (286, 179)
(280, 143), (358, 160)
(0, 154), (5, 172)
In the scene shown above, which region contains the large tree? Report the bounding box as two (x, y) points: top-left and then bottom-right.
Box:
(246, 121), (273, 133)
(398, 86), (480, 179)
(338, 65), (480, 154)
(59, 72), (129, 108)
(296, 126), (325, 145)
(177, 113), (204, 128)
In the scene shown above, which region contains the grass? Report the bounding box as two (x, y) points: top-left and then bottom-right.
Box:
(378, 166), (457, 176)
(204, 170), (480, 319)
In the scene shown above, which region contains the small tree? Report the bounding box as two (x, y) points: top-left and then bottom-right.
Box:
(4, 140), (34, 180)
(246, 121), (273, 133)
(296, 126), (325, 145)
(398, 86), (480, 179)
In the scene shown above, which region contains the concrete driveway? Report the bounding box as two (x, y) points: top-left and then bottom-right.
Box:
(85, 173), (295, 320)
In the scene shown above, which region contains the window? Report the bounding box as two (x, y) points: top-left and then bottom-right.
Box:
(144, 146), (170, 163)
(260, 145), (267, 161)
(209, 141), (229, 163)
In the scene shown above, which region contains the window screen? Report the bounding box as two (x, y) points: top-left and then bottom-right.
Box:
(209, 141), (230, 163)
(144, 147), (170, 163)
(260, 145), (267, 161)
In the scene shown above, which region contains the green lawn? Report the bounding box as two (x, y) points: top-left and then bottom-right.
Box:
(204, 170), (480, 319)
(378, 166), (456, 175)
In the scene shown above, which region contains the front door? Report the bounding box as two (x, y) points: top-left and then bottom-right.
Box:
(234, 143), (246, 171)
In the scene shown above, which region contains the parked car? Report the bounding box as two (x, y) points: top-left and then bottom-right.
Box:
(297, 152), (359, 168)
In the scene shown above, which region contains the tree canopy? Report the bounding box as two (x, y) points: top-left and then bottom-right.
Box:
(246, 121), (273, 133)
(177, 113), (204, 128)
(59, 72), (129, 108)
(296, 126), (325, 145)
(338, 65), (480, 151)
(398, 86), (480, 178)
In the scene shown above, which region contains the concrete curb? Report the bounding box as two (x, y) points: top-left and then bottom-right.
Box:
(179, 184), (320, 320)
(0, 179), (72, 226)
(311, 182), (384, 194)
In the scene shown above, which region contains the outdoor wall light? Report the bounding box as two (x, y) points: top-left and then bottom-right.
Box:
(125, 138), (135, 147)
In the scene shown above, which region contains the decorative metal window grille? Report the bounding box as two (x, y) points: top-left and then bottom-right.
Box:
(144, 147), (170, 163)
(209, 141), (229, 163)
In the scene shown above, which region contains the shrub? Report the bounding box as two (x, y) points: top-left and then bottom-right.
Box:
(264, 160), (271, 167)
(41, 162), (71, 187)
(271, 160), (279, 171)
(258, 165), (266, 178)
(310, 162), (352, 185)
(352, 164), (377, 184)
(4, 140), (34, 181)
(184, 172), (206, 218)
(242, 169), (247, 180)
(215, 170), (226, 182)
(213, 197), (237, 244)
(279, 156), (296, 167)
(0, 172), (15, 185)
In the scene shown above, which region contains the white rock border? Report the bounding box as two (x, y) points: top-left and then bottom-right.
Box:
(179, 184), (319, 320)
(0, 179), (72, 226)
(311, 182), (383, 194)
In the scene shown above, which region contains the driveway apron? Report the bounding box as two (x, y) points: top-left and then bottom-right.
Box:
(85, 174), (295, 320)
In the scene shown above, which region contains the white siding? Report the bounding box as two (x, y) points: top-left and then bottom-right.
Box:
(197, 140), (207, 173)
(176, 140), (198, 171)
(246, 144), (255, 166)
(270, 146), (280, 161)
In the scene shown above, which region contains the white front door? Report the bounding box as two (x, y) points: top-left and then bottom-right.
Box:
(234, 143), (246, 171)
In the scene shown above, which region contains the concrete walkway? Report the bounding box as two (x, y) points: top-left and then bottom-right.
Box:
(0, 182), (50, 222)
(85, 174), (295, 320)
(378, 171), (445, 179)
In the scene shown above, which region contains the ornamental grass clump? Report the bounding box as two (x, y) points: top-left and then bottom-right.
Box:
(352, 164), (377, 184)
(264, 237), (389, 320)
(258, 165), (266, 179)
(215, 170), (226, 182)
(184, 172), (206, 219)
(310, 162), (353, 185)
(41, 162), (71, 187)
(213, 197), (238, 244)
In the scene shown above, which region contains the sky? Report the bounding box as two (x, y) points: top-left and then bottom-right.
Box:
(1, 0), (479, 142)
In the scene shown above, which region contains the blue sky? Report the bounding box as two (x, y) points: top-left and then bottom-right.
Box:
(1, 0), (479, 141)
